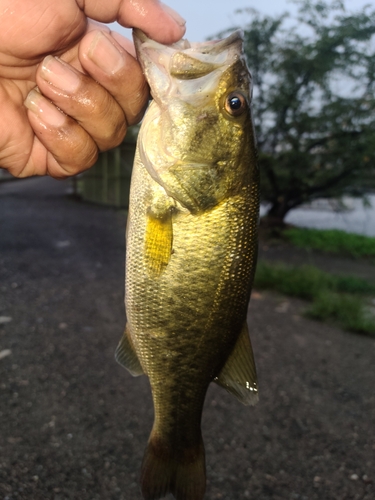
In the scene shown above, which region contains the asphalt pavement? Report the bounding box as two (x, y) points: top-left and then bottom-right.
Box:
(0, 177), (374, 500)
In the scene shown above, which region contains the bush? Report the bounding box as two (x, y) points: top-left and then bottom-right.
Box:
(284, 228), (375, 258)
(254, 261), (375, 336)
(306, 292), (375, 335)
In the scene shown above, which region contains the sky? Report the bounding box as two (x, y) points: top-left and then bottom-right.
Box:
(111, 0), (375, 43)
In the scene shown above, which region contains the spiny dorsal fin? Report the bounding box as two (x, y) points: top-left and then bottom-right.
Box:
(115, 325), (144, 377)
(214, 322), (258, 406)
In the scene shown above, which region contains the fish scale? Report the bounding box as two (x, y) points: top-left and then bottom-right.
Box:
(116, 29), (259, 500)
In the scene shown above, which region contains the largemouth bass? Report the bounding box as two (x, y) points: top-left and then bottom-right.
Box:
(116, 29), (259, 500)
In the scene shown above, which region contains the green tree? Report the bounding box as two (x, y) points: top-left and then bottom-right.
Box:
(218, 0), (375, 224)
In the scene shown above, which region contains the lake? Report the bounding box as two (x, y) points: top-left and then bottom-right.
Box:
(260, 195), (375, 237)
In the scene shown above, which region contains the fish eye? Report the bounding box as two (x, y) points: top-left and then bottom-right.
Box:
(224, 91), (247, 117)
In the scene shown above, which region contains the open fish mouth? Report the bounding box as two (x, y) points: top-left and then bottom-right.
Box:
(133, 29), (246, 106)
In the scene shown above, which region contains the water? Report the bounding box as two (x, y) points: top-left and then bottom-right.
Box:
(260, 195), (375, 237)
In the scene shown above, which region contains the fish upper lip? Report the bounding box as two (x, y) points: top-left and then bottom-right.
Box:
(133, 28), (244, 53)
(133, 28), (248, 109)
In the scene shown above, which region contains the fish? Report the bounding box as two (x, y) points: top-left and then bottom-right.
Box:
(115, 28), (259, 500)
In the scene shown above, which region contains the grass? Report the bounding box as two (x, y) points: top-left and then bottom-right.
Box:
(284, 227), (375, 258)
(254, 261), (375, 336)
(306, 292), (375, 336)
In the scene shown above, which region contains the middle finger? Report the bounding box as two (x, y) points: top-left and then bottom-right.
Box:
(35, 54), (128, 151)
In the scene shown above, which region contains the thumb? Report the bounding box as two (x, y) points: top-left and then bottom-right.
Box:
(80, 0), (186, 44)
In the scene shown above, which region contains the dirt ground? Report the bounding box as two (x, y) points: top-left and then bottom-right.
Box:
(0, 177), (374, 500)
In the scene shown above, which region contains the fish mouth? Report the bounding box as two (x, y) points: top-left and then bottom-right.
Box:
(133, 28), (244, 55)
(133, 29), (246, 105)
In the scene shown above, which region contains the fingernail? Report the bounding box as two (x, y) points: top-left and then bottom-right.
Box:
(40, 55), (81, 92)
(24, 90), (66, 127)
(161, 2), (186, 27)
(88, 31), (124, 75)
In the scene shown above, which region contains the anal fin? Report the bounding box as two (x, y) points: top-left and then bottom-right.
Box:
(214, 322), (258, 406)
(115, 324), (144, 377)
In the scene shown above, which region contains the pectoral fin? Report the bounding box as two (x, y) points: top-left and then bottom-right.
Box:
(145, 209), (173, 277)
(214, 323), (258, 406)
(115, 325), (144, 377)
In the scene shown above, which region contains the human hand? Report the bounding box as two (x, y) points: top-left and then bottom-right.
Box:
(0, 0), (186, 178)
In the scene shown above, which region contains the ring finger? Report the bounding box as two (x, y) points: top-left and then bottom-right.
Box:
(35, 52), (128, 151)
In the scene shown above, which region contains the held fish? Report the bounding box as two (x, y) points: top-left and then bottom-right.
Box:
(116, 29), (259, 500)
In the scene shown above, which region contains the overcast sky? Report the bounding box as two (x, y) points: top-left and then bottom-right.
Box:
(112, 0), (375, 42)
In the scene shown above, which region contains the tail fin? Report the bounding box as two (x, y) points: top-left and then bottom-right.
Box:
(140, 433), (206, 500)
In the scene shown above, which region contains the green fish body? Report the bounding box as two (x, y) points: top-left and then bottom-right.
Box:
(116, 29), (259, 500)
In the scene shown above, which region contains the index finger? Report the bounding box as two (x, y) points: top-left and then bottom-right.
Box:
(80, 0), (186, 44)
